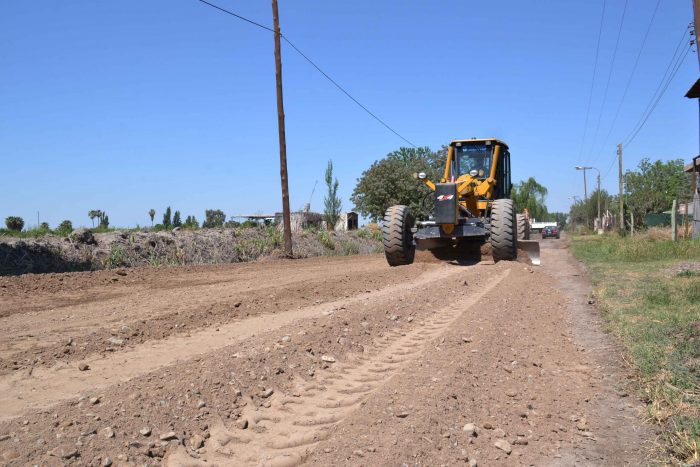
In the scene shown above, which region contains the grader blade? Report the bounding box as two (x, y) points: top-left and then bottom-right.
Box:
(518, 240), (541, 266)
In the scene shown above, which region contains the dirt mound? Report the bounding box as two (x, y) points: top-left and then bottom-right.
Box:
(0, 228), (382, 276)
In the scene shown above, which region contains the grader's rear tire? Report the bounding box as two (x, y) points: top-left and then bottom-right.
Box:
(516, 213), (530, 240)
(490, 199), (517, 262)
(383, 205), (415, 266)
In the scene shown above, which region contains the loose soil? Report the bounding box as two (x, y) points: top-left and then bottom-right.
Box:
(0, 237), (650, 466)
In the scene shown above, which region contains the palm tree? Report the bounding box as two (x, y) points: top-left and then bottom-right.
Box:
(88, 210), (101, 227)
(149, 209), (156, 226)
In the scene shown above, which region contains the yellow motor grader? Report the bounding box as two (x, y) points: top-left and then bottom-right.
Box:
(382, 138), (540, 266)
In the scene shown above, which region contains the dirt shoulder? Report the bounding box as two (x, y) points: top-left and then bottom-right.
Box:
(0, 239), (650, 466)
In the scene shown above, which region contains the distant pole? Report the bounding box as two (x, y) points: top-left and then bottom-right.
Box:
(597, 172), (601, 233)
(272, 0), (293, 257)
(631, 212), (635, 236)
(672, 199), (678, 241)
(37, 211), (40, 227)
(618, 143), (624, 235)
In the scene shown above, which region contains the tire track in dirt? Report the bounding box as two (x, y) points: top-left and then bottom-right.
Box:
(165, 270), (510, 466)
(0, 265), (466, 421)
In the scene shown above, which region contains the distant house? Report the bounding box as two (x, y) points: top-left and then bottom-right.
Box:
(275, 211), (323, 232)
(335, 212), (358, 231)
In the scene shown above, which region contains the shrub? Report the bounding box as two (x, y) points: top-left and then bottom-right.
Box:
(56, 220), (73, 235)
(5, 216), (24, 231)
(317, 230), (335, 250)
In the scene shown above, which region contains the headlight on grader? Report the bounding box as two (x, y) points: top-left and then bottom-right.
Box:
(417, 172), (427, 179)
(469, 170), (478, 177)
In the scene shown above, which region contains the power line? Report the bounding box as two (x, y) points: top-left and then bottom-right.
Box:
(602, 31), (690, 180)
(195, 0), (417, 148)
(197, 0), (274, 32)
(577, 0), (607, 164)
(594, 0), (660, 164)
(621, 26), (691, 147)
(624, 43), (690, 147)
(588, 0), (628, 163)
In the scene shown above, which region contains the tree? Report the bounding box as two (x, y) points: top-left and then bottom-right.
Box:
(569, 189), (616, 229)
(98, 212), (109, 229)
(148, 209), (156, 226)
(203, 209), (226, 228)
(624, 158), (693, 226)
(56, 220), (73, 235)
(88, 210), (102, 227)
(549, 212), (568, 229)
(511, 177), (548, 221)
(184, 215), (200, 229)
(324, 160), (342, 229)
(39, 222), (50, 231)
(351, 146), (446, 221)
(162, 207), (172, 228)
(172, 210), (182, 227)
(5, 216), (24, 231)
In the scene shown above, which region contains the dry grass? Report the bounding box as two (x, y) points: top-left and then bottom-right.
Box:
(572, 235), (700, 464)
(0, 227), (383, 275)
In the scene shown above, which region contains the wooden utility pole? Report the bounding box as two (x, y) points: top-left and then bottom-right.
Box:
(618, 143), (624, 234)
(272, 0), (293, 257)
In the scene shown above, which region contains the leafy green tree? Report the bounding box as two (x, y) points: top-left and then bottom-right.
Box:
(56, 220), (73, 235)
(149, 209), (156, 226)
(511, 177), (549, 221)
(324, 160), (342, 229)
(224, 220), (240, 228)
(162, 207), (172, 228)
(569, 189), (616, 229)
(173, 210), (182, 227)
(203, 209), (226, 228)
(351, 146), (446, 221)
(184, 215), (200, 228)
(39, 222), (50, 231)
(5, 216), (24, 231)
(549, 212), (568, 229)
(624, 158), (693, 226)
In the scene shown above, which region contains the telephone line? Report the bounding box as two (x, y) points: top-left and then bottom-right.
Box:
(577, 0), (607, 164)
(587, 0), (628, 164)
(196, 0), (417, 148)
(593, 0), (660, 165)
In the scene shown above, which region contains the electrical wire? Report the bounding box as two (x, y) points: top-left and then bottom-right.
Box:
(620, 27), (690, 149)
(587, 0), (628, 163)
(577, 0), (607, 164)
(623, 43), (690, 147)
(593, 0), (660, 165)
(196, 0), (417, 148)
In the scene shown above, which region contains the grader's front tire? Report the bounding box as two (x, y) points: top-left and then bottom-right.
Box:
(383, 205), (415, 266)
(490, 199), (517, 262)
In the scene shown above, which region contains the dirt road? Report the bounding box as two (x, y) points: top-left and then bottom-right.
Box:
(0, 240), (649, 466)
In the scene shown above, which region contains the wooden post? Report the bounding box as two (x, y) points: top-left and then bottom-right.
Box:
(631, 212), (634, 236)
(597, 172), (601, 234)
(618, 143), (624, 235)
(272, 0), (293, 257)
(672, 199), (677, 241)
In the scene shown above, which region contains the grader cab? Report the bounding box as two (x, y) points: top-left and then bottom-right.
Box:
(382, 138), (540, 266)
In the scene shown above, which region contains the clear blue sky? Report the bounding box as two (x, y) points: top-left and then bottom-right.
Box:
(1, 0), (697, 227)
